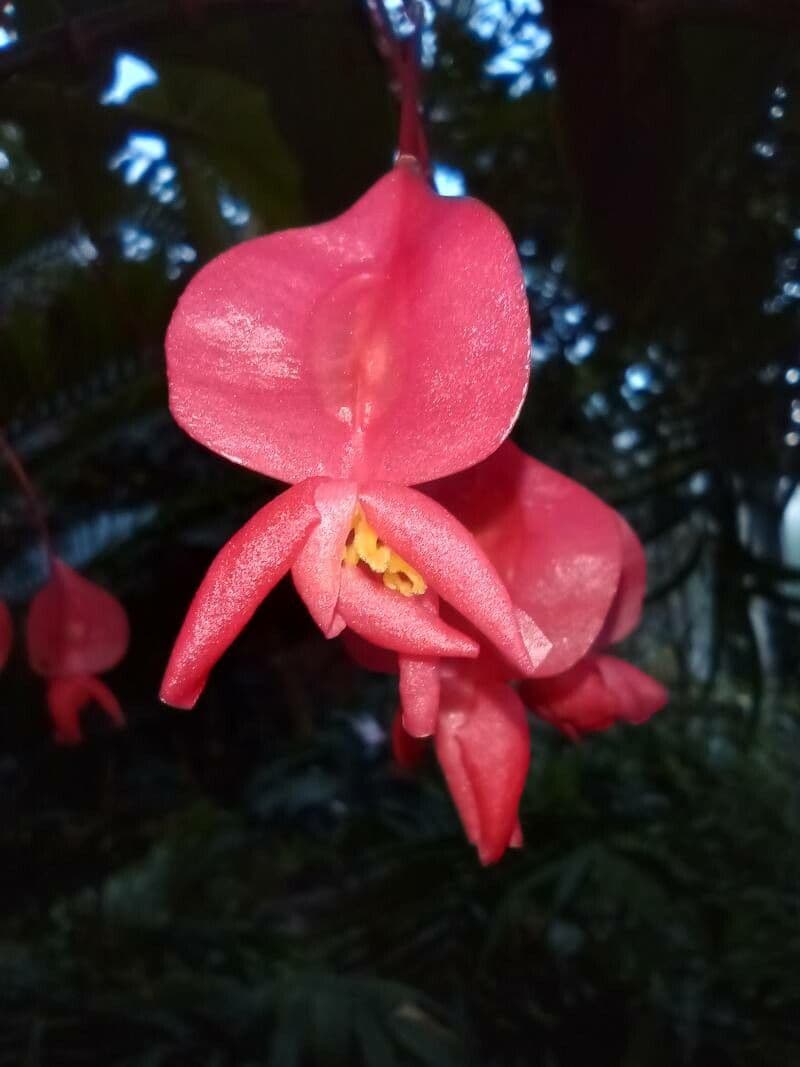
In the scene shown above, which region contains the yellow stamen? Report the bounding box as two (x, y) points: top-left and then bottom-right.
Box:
(342, 506), (426, 597)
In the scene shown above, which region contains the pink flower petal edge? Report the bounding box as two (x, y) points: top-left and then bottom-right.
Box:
(594, 515), (647, 647)
(520, 654), (667, 739)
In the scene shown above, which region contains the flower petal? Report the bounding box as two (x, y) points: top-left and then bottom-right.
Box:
(26, 559), (129, 679)
(166, 163), (530, 485)
(391, 709), (428, 770)
(341, 630), (399, 674)
(160, 480), (320, 709)
(435, 669), (530, 865)
(0, 600), (12, 671)
(399, 654), (440, 738)
(359, 483), (548, 676)
(594, 516), (647, 648)
(46, 675), (124, 746)
(520, 654), (667, 737)
(292, 480), (357, 636)
(426, 442), (622, 677)
(337, 566), (478, 659)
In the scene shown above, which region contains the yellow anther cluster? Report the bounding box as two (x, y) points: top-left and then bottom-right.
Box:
(343, 506), (426, 597)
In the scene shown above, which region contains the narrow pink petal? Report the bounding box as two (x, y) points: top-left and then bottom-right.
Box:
(82, 675), (125, 728)
(509, 821), (524, 849)
(595, 516), (647, 648)
(359, 483), (548, 677)
(436, 670), (530, 865)
(46, 675), (123, 745)
(160, 480), (320, 709)
(292, 480), (357, 636)
(166, 163), (530, 485)
(46, 678), (85, 746)
(391, 709), (428, 770)
(399, 654), (440, 738)
(426, 441), (623, 677)
(594, 656), (667, 723)
(337, 566), (478, 659)
(0, 600), (12, 671)
(434, 709), (482, 849)
(26, 559), (129, 679)
(341, 630), (398, 674)
(521, 654), (667, 737)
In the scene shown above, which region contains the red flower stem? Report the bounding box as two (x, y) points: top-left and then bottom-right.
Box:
(0, 431), (54, 567)
(397, 35), (429, 174)
(370, 0), (430, 176)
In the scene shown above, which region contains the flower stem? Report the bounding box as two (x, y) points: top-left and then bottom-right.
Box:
(368, 0), (430, 176)
(0, 431), (54, 568)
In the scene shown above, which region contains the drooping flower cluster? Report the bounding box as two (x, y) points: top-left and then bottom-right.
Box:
(26, 558), (129, 745)
(356, 442), (667, 863)
(160, 8), (666, 862)
(0, 440), (129, 745)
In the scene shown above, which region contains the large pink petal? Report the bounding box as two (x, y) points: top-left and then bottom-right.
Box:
(292, 480), (357, 637)
(160, 480), (320, 709)
(166, 163), (530, 486)
(435, 669), (530, 865)
(359, 483), (549, 677)
(399, 654), (440, 738)
(520, 654), (667, 738)
(46, 675), (124, 746)
(26, 559), (129, 679)
(337, 566), (478, 659)
(595, 516), (647, 648)
(426, 441), (623, 677)
(0, 600), (12, 671)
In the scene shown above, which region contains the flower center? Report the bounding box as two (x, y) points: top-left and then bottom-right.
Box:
(342, 506), (426, 597)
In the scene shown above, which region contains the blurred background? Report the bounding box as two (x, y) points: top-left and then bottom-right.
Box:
(1, 1), (800, 1063)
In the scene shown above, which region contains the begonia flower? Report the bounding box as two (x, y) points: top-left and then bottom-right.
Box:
(160, 161), (551, 709)
(0, 600), (12, 671)
(363, 441), (666, 862)
(26, 558), (129, 745)
(428, 438), (666, 733)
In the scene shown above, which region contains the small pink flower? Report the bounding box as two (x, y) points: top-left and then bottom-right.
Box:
(374, 441), (666, 863)
(26, 559), (129, 745)
(0, 599), (12, 671)
(161, 163), (550, 708)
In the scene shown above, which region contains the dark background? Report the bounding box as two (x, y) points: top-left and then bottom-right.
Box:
(1, 1), (800, 1064)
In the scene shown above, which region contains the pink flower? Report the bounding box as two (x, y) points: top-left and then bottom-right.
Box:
(26, 559), (129, 745)
(427, 441), (667, 734)
(360, 441), (666, 863)
(0, 600), (12, 671)
(160, 162), (551, 709)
